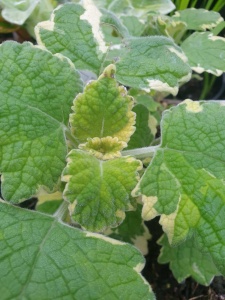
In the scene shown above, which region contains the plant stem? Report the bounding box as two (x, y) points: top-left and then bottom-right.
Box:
(122, 145), (159, 159)
(54, 200), (69, 222)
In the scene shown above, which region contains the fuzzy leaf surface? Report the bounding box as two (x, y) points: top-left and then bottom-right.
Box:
(181, 32), (225, 76)
(62, 150), (142, 231)
(70, 66), (135, 145)
(135, 100), (225, 274)
(0, 41), (82, 202)
(172, 8), (223, 31)
(0, 201), (154, 299)
(115, 36), (191, 95)
(158, 234), (220, 286)
(35, 2), (107, 74)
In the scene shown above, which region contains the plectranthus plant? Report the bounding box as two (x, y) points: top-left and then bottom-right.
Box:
(0, 0), (225, 298)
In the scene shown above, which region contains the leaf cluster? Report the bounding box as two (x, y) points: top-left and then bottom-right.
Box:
(0, 0), (225, 299)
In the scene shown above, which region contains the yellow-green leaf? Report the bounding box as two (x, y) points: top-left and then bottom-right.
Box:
(70, 65), (135, 145)
(62, 149), (142, 231)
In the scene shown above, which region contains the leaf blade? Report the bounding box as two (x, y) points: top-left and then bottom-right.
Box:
(35, 2), (106, 74)
(115, 36), (192, 95)
(158, 234), (220, 285)
(136, 100), (225, 274)
(181, 32), (225, 76)
(0, 41), (83, 202)
(0, 201), (154, 299)
(62, 150), (142, 231)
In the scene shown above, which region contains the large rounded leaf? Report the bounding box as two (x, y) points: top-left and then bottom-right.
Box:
(0, 201), (154, 299)
(135, 100), (225, 274)
(0, 41), (83, 202)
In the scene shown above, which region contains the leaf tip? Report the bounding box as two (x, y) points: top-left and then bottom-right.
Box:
(99, 64), (116, 79)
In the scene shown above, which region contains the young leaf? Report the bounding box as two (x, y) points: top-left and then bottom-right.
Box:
(70, 65), (135, 145)
(0, 201), (154, 299)
(35, 2), (107, 74)
(79, 137), (126, 160)
(0, 41), (83, 202)
(134, 100), (225, 274)
(181, 32), (225, 76)
(115, 36), (192, 95)
(155, 16), (187, 43)
(106, 204), (151, 255)
(158, 234), (220, 286)
(172, 8), (224, 31)
(62, 150), (142, 231)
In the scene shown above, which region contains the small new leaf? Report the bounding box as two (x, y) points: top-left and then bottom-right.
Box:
(70, 65), (135, 144)
(79, 136), (126, 160)
(62, 150), (142, 231)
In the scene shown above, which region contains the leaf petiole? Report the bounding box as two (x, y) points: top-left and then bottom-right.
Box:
(122, 145), (159, 159)
(53, 200), (69, 222)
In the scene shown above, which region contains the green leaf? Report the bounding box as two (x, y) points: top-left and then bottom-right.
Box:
(115, 36), (192, 95)
(0, 41), (83, 202)
(181, 32), (225, 76)
(126, 104), (155, 150)
(134, 100), (225, 274)
(106, 204), (151, 255)
(172, 8), (224, 31)
(0, 201), (154, 299)
(158, 234), (220, 286)
(70, 65), (135, 145)
(62, 150), (142, 231)
(35, 2), (107, 74)
(93, 0), (175, 16)
(0, 0), (39, 25)
(135, 95), (161, 112)
(120, 16), (146, 37)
